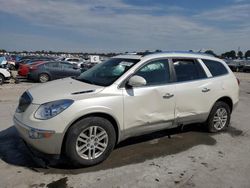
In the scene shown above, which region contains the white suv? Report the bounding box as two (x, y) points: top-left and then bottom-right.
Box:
(14, 52), (239, 166)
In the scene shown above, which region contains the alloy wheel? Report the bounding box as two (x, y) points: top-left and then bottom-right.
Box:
(76, 126), (108, 160)
(213, 108), (228, 130)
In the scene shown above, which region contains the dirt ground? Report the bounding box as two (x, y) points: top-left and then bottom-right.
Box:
(0, 73), (250, 188)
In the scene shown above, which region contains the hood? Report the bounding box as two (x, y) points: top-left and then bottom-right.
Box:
(28, 77), (104, 104)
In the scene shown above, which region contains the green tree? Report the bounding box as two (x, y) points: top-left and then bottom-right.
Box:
(205, 50), (217, 57)
(222, 50), (236, 59)
(245, 50), (250, 59)
(237, 51), (243, 59)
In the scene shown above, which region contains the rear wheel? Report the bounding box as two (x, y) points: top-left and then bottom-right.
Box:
(206, 101), (231, 132)
(0, 74), (4, 85)
(65, 117), (116, 166)
(38, 73), (50, 83)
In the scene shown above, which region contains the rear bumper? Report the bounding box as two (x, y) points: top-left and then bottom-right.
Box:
(14, 117), (64, 155)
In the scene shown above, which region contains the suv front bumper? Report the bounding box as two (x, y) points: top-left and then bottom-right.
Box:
(14, 117), (64, 155)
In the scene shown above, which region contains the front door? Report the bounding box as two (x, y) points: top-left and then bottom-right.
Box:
(122, 59), (176, 135)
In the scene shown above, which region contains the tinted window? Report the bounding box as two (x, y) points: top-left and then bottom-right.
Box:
(173, 59), (207, 82)
(202, 59), (228, 76)
(135, 59), (170, 86)
(61, 62), (73, 69)
(45, 62), (60, 68)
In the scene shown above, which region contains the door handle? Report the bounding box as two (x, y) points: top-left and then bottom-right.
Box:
(163, 93), (174, 99)
(202, 88), (210, 93)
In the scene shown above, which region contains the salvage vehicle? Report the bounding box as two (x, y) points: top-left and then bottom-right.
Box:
(27, 61), (81, 83)
(242, 61), (250, 72)
(226, 60), (245, 72)
(0, 67), (11, 85)
(18, 60), (45, 77)
(14, 52), (239, 166)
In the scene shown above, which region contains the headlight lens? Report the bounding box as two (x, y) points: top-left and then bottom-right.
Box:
(34, 99), (74, 120)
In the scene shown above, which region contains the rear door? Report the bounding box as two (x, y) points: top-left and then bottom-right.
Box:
(45, 62), (62, 79)
(171, 58), (214, 124)
(122, 58), (176, 134)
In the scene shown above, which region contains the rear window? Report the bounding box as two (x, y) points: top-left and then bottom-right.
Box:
(202, 59), (228, 76)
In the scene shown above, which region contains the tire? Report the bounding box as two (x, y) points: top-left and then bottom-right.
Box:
(206, 101), (231, 133)
(0, 74), (4, 85)
(38, 73), (50, 83)
(65, 117), (116, 166)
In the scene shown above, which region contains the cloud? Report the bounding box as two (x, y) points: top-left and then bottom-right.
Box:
(0, 0), (249, 53)
(196, 3), (250, 22)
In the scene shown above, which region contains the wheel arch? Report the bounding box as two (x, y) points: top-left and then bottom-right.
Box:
(214, 96), (233, 113)
(61, 112), (121, 154)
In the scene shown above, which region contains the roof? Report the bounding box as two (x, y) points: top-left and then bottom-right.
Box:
(114, 51), (218, 61)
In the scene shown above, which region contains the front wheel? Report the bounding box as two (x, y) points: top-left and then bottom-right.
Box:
(206, 101), (231, 133)
(65, 117), (116, 166)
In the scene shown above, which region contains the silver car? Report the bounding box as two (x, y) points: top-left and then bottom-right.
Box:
(14, 52), (239, 166)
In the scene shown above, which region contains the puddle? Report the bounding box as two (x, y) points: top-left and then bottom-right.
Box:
(46, 177), (68, 188)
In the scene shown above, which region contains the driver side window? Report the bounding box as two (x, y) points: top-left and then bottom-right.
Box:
(135, 59), (170, 86)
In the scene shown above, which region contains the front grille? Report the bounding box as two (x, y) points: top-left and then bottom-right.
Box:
(17, 91), (33, 113)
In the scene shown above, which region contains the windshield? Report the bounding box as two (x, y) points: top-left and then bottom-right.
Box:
(76, 58), (140, 86)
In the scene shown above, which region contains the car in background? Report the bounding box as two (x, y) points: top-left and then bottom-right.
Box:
(64, 57), (86, 68)
(15, 56), (54, 70)
(243, 61), (250, 72)
(225, 60), (245, 72)
(28, 61), (81, 83)
(0, 67), (11, 85)
(18, 60), (45, 77)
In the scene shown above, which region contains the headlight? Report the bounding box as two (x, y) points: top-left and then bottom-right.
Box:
(34, 99), (74, 120)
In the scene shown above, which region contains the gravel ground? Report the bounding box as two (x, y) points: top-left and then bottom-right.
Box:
(0, 73), (250, 188)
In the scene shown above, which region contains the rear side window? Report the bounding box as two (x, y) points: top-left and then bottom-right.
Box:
(61, 62), (73, 69)
(202, 59), (228, 76)
(173, 59), (207, 82)
(45, 62), (60, 68)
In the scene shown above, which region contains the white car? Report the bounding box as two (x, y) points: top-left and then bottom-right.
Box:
(64, 57), (85, 68)
(14, 52), (239, 166)
(0, 67), (11, 85)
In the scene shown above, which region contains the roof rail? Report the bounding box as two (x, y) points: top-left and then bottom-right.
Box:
(140, 51), (215, 57)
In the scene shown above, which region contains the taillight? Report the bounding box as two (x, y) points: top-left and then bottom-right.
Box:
(236, 78), (240, 85)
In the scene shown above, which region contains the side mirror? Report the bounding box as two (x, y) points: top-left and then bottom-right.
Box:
(127, 75), (146, 87)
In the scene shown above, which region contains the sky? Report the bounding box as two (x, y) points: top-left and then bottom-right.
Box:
(0, 0), (249, 53)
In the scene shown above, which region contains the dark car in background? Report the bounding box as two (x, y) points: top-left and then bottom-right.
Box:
(18, 60), (45, 77)
(15, 56), (55, 70)
(243, 61), (250, 72)
(226, 60), (245, 72)
(28, 61), (81, 83)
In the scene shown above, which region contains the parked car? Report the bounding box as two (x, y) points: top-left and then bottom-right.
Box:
(18, 60), (45, 77)
(14, 52), (239, 166)
(0, 67), (11, 85)
(225, 60), (245, 72)
(15, 56), (54, 69)
(27, 61), (81, 83)
(243, 61), (250, 72)
(64, 57), (86, 68)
